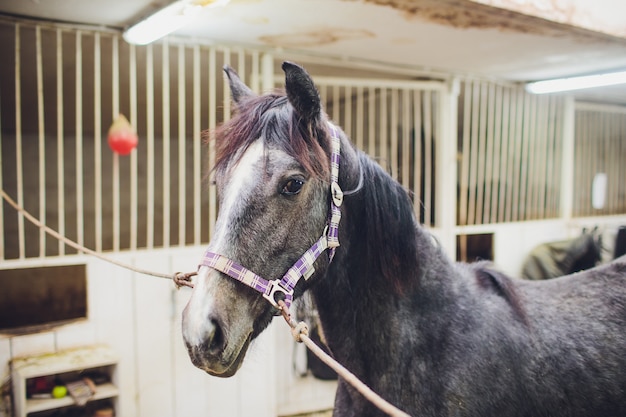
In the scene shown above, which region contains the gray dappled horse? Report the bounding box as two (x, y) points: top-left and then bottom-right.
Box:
(181, 61), (626, 417)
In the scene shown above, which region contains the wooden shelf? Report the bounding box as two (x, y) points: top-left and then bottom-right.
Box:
(25, 383), (119, 414)
(12, 345), (119, 417)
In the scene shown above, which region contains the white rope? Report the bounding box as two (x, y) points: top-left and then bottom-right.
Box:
(0, 188), (194, 282)
(278, 301), (411, 417)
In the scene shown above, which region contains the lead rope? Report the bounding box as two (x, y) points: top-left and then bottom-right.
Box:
(0, 189), (197, 284)
(277, 300), (411, 417)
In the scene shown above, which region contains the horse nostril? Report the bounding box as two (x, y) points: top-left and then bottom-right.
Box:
(207, 318), (225, 355)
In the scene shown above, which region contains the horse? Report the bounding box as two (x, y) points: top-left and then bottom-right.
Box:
(181, 61), (626, 417)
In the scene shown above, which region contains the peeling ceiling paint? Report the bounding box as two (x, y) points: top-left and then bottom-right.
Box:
(472, 0), (626, 39)
(363, 0), (624, 43)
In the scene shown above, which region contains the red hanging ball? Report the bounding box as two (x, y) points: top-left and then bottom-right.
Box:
(108, 114), (138, 155)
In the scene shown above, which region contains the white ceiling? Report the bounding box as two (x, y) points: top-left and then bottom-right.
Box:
(1, 0), (626, 104)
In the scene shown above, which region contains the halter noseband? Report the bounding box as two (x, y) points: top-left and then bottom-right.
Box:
(199, 123), (343, 313)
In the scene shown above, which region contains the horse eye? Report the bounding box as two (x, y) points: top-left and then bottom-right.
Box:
(281, 179), (305, 195)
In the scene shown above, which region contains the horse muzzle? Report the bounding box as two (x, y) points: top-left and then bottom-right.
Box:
(184, 330), (252, 378)
(181, 267), (255, 377)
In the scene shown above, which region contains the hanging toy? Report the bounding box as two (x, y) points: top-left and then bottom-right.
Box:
(107, 114), (138, 155)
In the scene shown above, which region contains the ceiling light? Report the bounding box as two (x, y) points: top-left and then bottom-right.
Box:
(526, 70), (626, 94)
(123, 0), (230, 45)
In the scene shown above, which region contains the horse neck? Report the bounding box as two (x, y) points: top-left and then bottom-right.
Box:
(312, 146), (457, 374)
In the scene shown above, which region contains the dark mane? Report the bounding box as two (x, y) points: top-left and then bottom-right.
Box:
(211, 92), (331, 177)
(355, 152), (422, 294)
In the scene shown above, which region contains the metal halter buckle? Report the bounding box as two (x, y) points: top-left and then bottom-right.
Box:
(263, 279), (293, 311)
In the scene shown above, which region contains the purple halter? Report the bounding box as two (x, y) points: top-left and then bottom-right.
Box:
(199, 123), (343, 312)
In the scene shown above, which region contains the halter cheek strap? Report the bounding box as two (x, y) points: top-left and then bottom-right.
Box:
(199, 122), (343, 312)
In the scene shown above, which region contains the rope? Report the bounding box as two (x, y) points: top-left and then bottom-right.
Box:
(0, 189), (196, 283)
(278, 300), (412, 417)
(2, 188), (410, 416)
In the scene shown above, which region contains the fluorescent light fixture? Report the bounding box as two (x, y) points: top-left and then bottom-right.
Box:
(123, 0), (230, 45)
(526, 70), (626, 94)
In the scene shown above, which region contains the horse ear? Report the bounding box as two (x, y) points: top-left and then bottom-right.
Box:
(223, 65), (255, 104)
(282, 61), (321, 122)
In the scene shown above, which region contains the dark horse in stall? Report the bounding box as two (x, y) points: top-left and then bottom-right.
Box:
(181, 62), (626, 417)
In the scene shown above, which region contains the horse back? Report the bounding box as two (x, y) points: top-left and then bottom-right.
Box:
(444, 258), (626, 417)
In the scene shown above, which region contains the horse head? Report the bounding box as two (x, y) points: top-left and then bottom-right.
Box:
(182, 62), (336, 377)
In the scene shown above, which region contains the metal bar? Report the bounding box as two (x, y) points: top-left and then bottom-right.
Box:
(260, 53), (274, 97)
(519, 92), (532, 221)
(543, 97), (556, 217)
(458, 81), (471, 226)
(193, 45), (201, 246)
(250, 50), (260, 93)
(559, 97), (575, 219)
(435, 80), (459, 255)
(482, 82), (495, 224)
(467, 81), (480, 226)
(390, 88), (398, 180)
(36, 26), (46, 257)
(321, 84), (328, 112)
(503, 88), (517, 223)
(208, 46), (216, 238)
(620, 114), (626, 211)
(604, 113), (617, 214)
(368, 87), (375, 157)
(574, 109), (582, 216)
(497, 86), (510, 223)
(237, 47), (245, 84)
(332, 85), (340, 123)
(605, 113), (612, 213)
(129, 43), (138, 250)
(223, 48), (231, 121)
(488, 84), (501, 224)
(303, 76), (446, 91)
(604, 112), (611, 214)
(75, 31), (84, 249)
(423, 90), (432, 226)
(535, 97), (548, 219)
(580, 110), (588, 217)
(379, 87), (387, 166)
(412, 89), (422, 211)
(580, 109), (593, 215)
(344, 86), (353, 140)
(572, 109), (582, 216)
(588, 109), (598, 215)
(611, 113), (621, 213)
(56, 29), (65, 256)
(162, 40), (171, 247)
(94, 32), (103, 251)
(576, 102), (626, 114)
(401, 89), (410, 189)
(617, 113), (626, 213)
(511, 88), (525, 222)
(112, 36), (120, 252)
(178, 44), (186, 246)
(525, 94), (538, 220)
(551, 98), (564, 217)
(146, 43), (155, 248)
(475, 82), (487, 225)
(356, 86), (364, 151)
